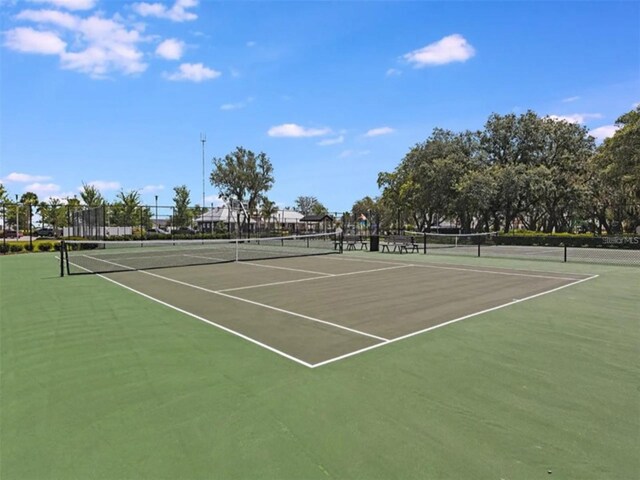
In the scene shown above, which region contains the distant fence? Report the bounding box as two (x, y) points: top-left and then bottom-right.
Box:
(372, 233), (640, 267)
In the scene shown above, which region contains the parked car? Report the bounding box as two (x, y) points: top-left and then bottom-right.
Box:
(35, 228), (55, 237)
(2, 229), (18, 238)
(147, 228), (170, 235)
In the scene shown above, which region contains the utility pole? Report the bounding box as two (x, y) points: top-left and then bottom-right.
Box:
(200, 133), (206, 229)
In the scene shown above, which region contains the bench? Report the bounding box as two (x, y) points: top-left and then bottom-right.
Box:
(380, 235), (420, 253)
(344, 235), (368, 251)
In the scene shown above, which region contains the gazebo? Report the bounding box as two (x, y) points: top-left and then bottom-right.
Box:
(299, 214), (335, 233)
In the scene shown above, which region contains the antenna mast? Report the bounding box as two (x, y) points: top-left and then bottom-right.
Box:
(200, 133), (207, 221)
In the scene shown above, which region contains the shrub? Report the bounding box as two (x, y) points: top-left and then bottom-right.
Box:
(0, 244), (8, 254)
(37, 242), (52, 252)
(9, 244), (23, 253)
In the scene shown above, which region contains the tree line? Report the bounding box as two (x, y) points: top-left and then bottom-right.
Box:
(371, 109), (639, 234)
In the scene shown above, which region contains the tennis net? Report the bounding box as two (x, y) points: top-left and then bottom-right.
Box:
(404, 231), (498, 250)
(61, 232), (342, 276)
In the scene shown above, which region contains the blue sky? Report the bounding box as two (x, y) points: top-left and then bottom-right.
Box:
(1, 0), (638, 212)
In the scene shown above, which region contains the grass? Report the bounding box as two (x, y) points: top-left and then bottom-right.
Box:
(1, 252), (638, 479)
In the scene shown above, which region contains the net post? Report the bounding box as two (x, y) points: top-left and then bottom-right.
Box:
(60, 240), (65, 277)
(423, 233), (426, 254)
(29, 204), (33, 252)
(477, 242), (481, 257)
(564, 244), (567, 263)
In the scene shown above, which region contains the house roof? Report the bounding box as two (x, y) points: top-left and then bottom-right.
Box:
(194, 207), (304, 224)
(300, 214), (334, 222)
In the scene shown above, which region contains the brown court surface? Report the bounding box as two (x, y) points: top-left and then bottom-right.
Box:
(102, 255), (591, 367)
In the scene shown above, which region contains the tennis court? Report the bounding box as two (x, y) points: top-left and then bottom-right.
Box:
(63, 239), (595, 367)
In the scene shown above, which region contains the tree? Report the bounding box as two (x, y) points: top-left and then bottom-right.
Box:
(378, 129), (481, 232)
(295, 196), (320, 215)
(80, 182), (105, 207)
(587, 107), (640, 233)
(172, 185), (192, 228)
(481, 111), (594, 232)
(259, 197), (278, 232)
(0, 183), (9, 203)
(211, 147), (275, 218)
(39, 198), (66, 231)
(109, 190), (151, 231)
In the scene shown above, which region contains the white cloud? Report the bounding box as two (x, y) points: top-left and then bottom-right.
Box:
(3, 172), (53, 183)
(246, 40), (256, 47)
(403, 34), (475, 67)
(386, 68), (402, 77)
(205, 194), (224, 206)
(83, 180), (121, 191)
(590, 125), (620, 142)
(27, 0), (97, 10)
(633, 102), (639, 109)
(43, 192), (79, 203)
(220, 97), (253, 111)
(164, 62), (221, 82)
(365, 127), (395, 137)
(16, 9), (78, 28)
(317, 135), (344, 146)
(548, 113), (602, 124)
(156, 38), (185, 60)
(8, 10), (148, 77)
(562, 96), (580, 103)
(268, 123), (331, 138)
(132, 0), (198, 22)
(24, 182), (61, 196)
(139, 184), (165, 193)
(4, 27), (67, 54)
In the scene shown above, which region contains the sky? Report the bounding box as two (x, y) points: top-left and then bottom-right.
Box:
(1, 0), (639, 212)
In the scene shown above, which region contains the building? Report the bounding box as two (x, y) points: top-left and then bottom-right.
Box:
(194, 207), (304, 234)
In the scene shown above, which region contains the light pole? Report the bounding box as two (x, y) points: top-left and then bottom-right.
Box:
(154, 195), (158, 229)
(200, 133), (206, 229)
(15, 194), (19, 239)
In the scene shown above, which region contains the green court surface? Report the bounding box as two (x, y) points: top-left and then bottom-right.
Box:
(1, 251), (638, 479)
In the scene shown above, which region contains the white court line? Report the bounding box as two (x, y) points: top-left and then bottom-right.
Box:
(323, 254), (586, 281)
(310, 274), (600, 368)
(68, 260), (315, 368)
(239, 261), (334, 276)
(218, 264), (411, 293)
(80, 254), (389, 342)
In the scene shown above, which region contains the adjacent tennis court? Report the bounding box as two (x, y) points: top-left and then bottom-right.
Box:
(62, 238), (596, 367)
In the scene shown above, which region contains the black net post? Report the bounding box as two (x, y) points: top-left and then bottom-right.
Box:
(564, 244), (567, 263)
(477, 242), (481, 257)
(29, 204), (33, 251)
(423, 234), (427, 254)
(60, 240), (65, 277)
(2, 204), (6, 251)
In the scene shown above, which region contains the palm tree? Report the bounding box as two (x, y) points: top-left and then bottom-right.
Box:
(79, 182), (104, 207)
(260, 198), (278, 233)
